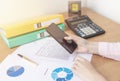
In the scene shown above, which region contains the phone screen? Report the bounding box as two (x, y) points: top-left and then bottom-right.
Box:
(46, 23), (77, 54)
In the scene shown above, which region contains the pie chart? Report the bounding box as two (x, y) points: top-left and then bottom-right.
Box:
(51, 67), (73, 81)
(7, 65), (25, 77)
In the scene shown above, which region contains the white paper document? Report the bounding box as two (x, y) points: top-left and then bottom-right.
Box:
(12, 37), (92, 63)
(0, 54), (81, 81)
(0, 37), (93, 81)
(0, 55), (38, 81)
(34, 59), (81, 81)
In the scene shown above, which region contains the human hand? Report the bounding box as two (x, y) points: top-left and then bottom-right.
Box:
(64, 33), (98, 54)
(72, 56), (107, 81)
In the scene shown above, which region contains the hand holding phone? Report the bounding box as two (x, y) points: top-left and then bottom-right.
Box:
(46, 23), (77, 54)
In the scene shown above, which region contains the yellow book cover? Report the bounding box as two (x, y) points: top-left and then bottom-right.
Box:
(0, 14), (64, 38)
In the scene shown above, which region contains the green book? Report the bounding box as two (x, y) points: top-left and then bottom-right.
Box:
(0, 23), (65, 48)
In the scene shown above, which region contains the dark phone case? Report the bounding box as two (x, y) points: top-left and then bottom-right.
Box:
(46, 23), (77, 54)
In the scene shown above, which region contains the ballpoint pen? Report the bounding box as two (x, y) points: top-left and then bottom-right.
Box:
(17, 54), (39, 66)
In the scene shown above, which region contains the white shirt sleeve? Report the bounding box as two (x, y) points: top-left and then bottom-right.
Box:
(98, 42), (120, 61)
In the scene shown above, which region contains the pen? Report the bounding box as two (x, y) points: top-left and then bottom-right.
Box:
(44, 68), (49, 75)
(17, 54), (39, 66)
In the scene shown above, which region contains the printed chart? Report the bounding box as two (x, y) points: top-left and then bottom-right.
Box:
(7, 65), (24, 77)
(51, 67), (73, 81)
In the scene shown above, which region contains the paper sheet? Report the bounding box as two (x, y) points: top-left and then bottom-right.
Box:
(0, 37), (93, 81)
(34, 59), (82, 81)
(12, 37), (92, 63)
(0, 54), (81, 81)
(0, 55), (38, 81)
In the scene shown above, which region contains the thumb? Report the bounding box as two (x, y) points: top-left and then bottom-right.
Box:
(64, 36), (72, 40)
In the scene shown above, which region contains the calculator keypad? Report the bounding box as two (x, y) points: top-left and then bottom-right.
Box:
(74, 23), (105, 38)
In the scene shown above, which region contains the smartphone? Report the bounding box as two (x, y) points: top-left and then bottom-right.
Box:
(46, 23), (77, 54)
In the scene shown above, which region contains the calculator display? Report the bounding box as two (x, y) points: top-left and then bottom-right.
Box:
(71, 19), (87, 25)
(65, 15), (105, 39)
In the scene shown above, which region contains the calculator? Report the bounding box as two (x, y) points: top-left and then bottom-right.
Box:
(65, 15), (105, 38)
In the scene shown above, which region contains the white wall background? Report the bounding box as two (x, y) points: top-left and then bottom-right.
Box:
(0, 0), (87, 24)
(0, 0), (68, 24)
(0, 0), (120, 24)
(87, 0), (120, 24)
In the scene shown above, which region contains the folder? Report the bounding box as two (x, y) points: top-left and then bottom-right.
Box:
(0, 14), (64, 38)
(0, 24), (65, 48)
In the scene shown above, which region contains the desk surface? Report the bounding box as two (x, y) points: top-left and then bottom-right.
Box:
(0, 8), (120, 81)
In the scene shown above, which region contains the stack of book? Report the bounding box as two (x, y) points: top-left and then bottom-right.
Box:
(0, 14), (65, 48)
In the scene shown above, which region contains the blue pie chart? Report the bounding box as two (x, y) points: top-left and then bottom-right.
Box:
(7, 65), (25, 77)
(51, 67), (73, 81)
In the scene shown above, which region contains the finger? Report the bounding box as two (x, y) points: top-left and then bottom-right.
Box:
(72, 63), (83, 73)
(65, 33), (79, 39)
(75, 56), (86, 62)
(76, 56), (91, 67)
(75, 56), (89, 65)
(65, 33), (83, 42)
(73, 60), (83, 68)
(65, 32), (74, 36)
(64, 36), (72, 40)
(71, 67), (78, 76)
(72, 64), (78, 72)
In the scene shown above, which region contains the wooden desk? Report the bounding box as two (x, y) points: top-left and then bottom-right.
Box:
(0, 8), (120, 81)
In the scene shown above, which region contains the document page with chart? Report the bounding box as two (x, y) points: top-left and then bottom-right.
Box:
(8, 37), (93, 81)
(0, 54), (38, 81)
(0, 54), (82, 81)
(34, 59), (82, 81)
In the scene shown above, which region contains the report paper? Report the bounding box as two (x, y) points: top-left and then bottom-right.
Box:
(12, 37), (92, 63)
(0, 55), (38, 81)
(0, 37), (93, 81)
